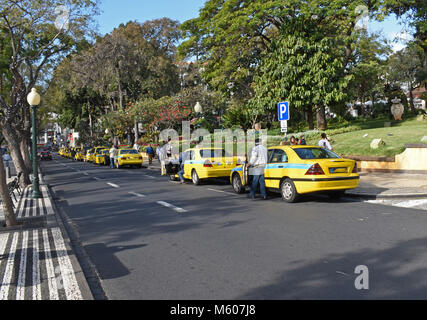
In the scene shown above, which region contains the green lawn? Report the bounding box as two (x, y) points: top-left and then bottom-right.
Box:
(307, 118), (427, 157)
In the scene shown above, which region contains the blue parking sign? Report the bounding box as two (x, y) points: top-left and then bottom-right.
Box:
(278, 102), (290, 121)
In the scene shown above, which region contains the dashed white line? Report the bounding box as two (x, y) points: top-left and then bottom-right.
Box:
(207, 188), (236, 196)
(157, 201), (187, 213)
(107, 182), (120, 189)
(94, 177), (103, 181)
(128, 192), (146, 198)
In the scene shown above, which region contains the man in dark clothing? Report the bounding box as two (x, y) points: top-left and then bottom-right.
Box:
(146, 144), (155, 165)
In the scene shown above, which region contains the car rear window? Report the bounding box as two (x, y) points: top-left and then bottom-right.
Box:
(294, 148), (340, 160)
(199, 149), (231, 158)
(120, 149), (138, 154)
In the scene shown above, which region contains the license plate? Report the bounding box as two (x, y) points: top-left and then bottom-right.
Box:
(330, 167), (347, 173)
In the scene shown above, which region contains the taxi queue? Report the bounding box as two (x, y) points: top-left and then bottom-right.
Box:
(57, 145), (360, 203)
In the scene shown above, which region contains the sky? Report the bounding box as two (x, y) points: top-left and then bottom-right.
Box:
(97, 0), (413, 52)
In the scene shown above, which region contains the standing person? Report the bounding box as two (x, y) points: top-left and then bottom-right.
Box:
(156, 144), (161, 163)
(246, 138), (268, 200)
(70, 148), (76, 161)
(318, 133), (333, 151)
(165, 137), (173, 158)
(146, 144), (155, 165)
(290, 136), (298, 145)
(3, 152), (11, 168)
(109, 145), (118, 169)
(159, 141), (167, 175)
(300, 135), (307, 145)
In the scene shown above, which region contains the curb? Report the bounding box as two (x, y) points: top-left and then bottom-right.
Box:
(345, 192), (427, 200)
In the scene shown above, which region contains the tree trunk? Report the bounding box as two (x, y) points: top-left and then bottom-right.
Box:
(0, 150), (18, 227)
(306, 107), (314, 130)
(316, 105), (327, 131)
(2, 124), (31, 187)
(409, 84), (416, 114)
(20, 137), (31, 172)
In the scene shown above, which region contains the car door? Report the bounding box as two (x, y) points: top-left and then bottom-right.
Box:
(265, 149), (288, 189)
(183, 150), (194, 179)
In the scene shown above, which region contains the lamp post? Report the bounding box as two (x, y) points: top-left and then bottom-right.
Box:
(194, 101), (203, 128)
(27, 88), (42, 199)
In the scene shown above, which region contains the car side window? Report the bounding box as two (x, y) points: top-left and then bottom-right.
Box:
(270, 149), (287, 163)
(268, 149), (274, 163)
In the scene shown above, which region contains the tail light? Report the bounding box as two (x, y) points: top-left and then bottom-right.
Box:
(352, 163), (358, 173)
(139, 156), (142, 160)
(204, 160), (213, 168)
(305, 163), (325, 175)
(122, 157), (127, 160)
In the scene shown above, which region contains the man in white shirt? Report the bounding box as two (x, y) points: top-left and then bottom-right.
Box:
(159, 141), (167, 175)
(109, 145), (118, 168)
(318, 133), (333, 151)
(246, 139), (268, 200)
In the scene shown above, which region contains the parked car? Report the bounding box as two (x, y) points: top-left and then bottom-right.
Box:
(230, 145), (359, 202)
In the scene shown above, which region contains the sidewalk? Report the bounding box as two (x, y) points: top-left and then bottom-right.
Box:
(0, 174), (93, 300)
(345, 172), (427, 199)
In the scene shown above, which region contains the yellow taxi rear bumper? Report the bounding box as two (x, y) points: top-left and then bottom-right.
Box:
(294, 176), (359, 194)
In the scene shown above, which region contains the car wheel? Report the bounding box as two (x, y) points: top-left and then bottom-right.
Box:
(232, 173), (245, 194)
(170, 174), (178, 181)
(192, 170), (200, 186)
(280, 178), (299, 203)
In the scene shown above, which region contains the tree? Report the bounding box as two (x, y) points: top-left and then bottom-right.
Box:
(0, 0), (98, 187)
(387, 42), (426, 113)
(0, 134), (16, 226)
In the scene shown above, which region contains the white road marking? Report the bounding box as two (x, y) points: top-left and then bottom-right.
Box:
(51, 228), (83, 300)
(128, 192), (146, 198)
(157, 201), (187, 213)
(207, 188), (236, 196)
(16, 231), (29, 300)
(107, 182), (120, 189)
(32, 230), (41, 300)
(82, 172), (89, 176)
(0, 232), (19, 300)
(42, 229), (59, 300)
(93, 177), (103, 181)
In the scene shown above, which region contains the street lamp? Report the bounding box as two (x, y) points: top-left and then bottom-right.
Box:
(27, 88), (42, 199)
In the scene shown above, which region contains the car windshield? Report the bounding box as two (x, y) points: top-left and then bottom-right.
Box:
(293, 148), (340, 160)
(120, 149), (138, 154)
(199, 149), (231, 158)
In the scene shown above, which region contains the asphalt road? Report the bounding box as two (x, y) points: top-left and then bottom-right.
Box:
(41, 155), (427, 300)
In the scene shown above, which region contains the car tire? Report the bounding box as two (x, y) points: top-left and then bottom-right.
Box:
(232, 173), (245, 194)
(192, 170), (200, 186)
(280, 178), (299, 203)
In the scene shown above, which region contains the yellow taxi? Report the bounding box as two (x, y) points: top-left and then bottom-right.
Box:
(75, 148), (86, 161)
(95, 149), (109, 165)
(114, 149), (143, 168)
(72, 147), (82, 160)
(230, 145), (359, 202)
(58, 147), (65, 157)
(87, 147), (107, 163)
(179, 147), (239, 185)
(85, 148), (94, 162)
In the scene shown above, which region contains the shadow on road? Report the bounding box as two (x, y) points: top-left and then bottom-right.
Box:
(238, 237), (427, 300)
(84, 243), (147, 280)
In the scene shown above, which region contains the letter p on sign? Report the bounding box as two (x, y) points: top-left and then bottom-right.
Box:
(278, 102), (290, 121)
